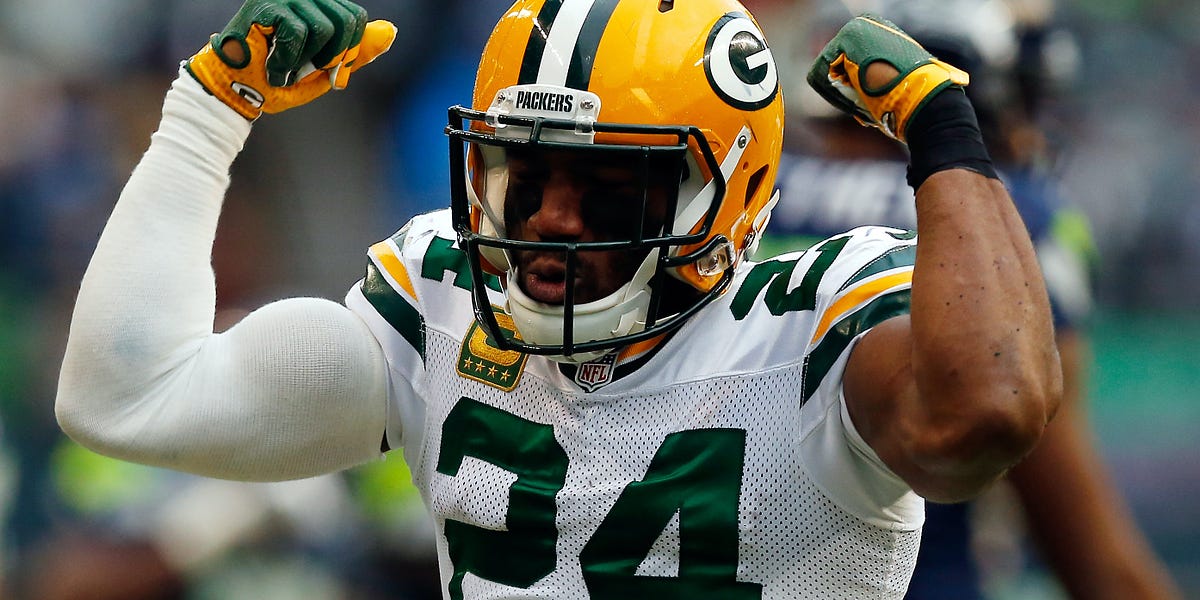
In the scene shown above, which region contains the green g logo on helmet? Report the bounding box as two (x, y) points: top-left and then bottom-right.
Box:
(704, 13), (780, 111)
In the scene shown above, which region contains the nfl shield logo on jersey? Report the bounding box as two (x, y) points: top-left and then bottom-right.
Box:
(573, 352), (617, 392)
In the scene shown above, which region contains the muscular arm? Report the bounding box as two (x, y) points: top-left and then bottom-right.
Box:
(55, 73), (390, 482)
(845, 167), (1061, 502)
(1007, 331), (1182, 599)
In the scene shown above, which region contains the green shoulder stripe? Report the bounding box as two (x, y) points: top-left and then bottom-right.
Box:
(801, 288), (911, 404)
(840, 244), (917, 292)
(362, 262), (426, 362)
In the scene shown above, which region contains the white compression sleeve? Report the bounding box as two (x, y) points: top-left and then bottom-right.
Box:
(56, 72), (390, 481)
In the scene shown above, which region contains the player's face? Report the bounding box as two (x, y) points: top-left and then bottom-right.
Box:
(504, 148), (674, 305)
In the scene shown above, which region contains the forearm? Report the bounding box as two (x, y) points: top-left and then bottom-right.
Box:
(56, 72), (390, 481)
(906, 168), (1060, 488)
(59, 72), (249, 397)
(911, 169), (1058, 401)
(1007, 334), (1181, 599)
(1010, 414), (1181, 599)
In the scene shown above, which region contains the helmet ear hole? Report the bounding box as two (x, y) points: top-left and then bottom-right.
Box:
(744, 165), (769, 209)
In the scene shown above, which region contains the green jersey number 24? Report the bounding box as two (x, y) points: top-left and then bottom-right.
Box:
(437, 398), (764, 599)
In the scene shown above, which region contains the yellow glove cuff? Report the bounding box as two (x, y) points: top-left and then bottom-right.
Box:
(831, 56), (969, 141)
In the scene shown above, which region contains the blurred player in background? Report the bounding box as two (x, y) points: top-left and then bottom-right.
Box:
(745, 0), (1182, 598)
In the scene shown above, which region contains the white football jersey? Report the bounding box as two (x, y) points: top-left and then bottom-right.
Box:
(345, 209), (924, 599)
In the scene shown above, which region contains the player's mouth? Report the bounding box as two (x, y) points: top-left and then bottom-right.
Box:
(515, 249), (636, 305)
(521, 272), (565, 304)
(519, 257), (577, 304)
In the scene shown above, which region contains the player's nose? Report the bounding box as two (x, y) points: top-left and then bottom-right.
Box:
(528, 172), (587, 241)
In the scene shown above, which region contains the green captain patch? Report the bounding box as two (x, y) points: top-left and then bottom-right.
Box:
(458, 307), (528, 391)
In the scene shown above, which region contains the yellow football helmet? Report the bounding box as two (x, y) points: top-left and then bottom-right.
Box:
(447, 0), (784, 361)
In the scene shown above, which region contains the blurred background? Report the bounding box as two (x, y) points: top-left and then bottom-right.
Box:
(0, 0), (1196, 598)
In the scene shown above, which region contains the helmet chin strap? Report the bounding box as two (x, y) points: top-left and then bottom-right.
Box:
(471, 146), (514, 272)
(505, 248), (662, 363)
(673, 125), (751, 237)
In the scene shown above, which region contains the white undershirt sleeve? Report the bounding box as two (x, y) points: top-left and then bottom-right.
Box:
(55, 71), (391, 482)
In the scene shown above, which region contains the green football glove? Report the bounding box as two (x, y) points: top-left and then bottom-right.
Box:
(186, 0), (397, 120)
(806, 14), (969, 143)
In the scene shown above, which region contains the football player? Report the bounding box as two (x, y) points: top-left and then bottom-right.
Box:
(55, 0), (1061, 597)
(749, 0), (1182, 598)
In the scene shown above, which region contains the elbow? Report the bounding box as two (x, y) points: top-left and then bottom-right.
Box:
(55, 386), (105, 452)
(54, 368), (136, 459)
(970, 389), (1055, 466)
(55, 382), (85, 442)
(913, 372), (1062, 503)
(978, 363), (1063, 463)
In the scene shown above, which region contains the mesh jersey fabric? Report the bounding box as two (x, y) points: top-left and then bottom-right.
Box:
(344, 209), (924, 598)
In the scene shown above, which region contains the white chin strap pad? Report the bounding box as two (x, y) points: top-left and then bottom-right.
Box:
(504, 249), (660, 363)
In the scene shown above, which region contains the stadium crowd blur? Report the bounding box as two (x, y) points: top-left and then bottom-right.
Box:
(0, 0), (1197, 598)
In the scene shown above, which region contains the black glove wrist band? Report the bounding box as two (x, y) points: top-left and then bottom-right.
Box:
(905, 86), (998, 190)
